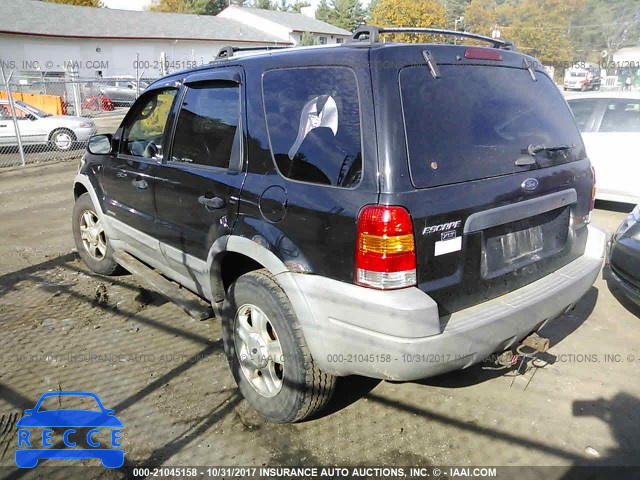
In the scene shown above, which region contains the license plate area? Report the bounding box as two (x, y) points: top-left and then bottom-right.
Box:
(481, 206), (570, 279)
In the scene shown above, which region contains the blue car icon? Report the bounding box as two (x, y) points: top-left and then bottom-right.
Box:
(15, 391), (123, 468)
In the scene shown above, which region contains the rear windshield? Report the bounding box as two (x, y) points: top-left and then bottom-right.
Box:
(400, 65), (585, 188)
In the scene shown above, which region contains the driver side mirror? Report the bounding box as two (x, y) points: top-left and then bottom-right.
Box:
(87, 134), (113, 155)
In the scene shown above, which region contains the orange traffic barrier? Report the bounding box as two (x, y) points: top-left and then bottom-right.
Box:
(0, 91), (66, 115)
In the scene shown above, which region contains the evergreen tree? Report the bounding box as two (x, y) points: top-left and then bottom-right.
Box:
(316, 0), (332, 23)
(254, 0), (276, 9)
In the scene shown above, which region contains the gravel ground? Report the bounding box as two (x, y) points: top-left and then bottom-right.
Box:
(0, 160), (639, 479)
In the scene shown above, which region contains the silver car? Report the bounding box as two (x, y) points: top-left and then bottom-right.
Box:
(0, 100), (96, 151)
(86, 77), (148, 106)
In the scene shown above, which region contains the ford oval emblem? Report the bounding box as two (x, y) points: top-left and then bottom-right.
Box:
(521, 178), (539, 192)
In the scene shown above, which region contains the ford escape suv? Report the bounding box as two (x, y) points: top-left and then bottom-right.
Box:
(72, 26), (606, 423)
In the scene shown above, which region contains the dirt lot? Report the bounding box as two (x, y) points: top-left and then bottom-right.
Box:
(0, 159), (639, 478)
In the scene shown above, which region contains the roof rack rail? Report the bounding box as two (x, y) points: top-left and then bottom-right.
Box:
(350, 26), (515, 50)
(216, 45), (291, 59)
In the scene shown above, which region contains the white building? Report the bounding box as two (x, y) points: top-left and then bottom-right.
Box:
(0, 0), (303, 79)
(217, 6), (351, 46)
(613, 47), (640, 69)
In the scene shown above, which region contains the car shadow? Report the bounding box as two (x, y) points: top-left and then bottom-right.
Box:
(413, 286), (598, 389)
(313, 375), (382, 420)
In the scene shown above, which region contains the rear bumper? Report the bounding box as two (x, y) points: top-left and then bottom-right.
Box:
(279, 225), (606, 380)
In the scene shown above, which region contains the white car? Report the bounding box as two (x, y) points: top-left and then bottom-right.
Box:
(566, 92), (640, 204)
(0, 100), (97, 151)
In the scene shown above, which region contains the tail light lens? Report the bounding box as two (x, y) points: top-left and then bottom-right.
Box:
(590, 165), (596, 212)
(464, 48), (503, 61)
(355, 205), (417, 290)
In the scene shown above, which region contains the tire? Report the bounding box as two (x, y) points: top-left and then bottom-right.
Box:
(72, 193), (119, 275)
(49, 128), (76, 151)
(222, 269), (335, 423)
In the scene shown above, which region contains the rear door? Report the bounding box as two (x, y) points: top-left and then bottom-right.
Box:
(153, 68), (246, 288)
(99, 87), (178, 259)
(373, 45), (594, 315)
(583, 98), (640, 203)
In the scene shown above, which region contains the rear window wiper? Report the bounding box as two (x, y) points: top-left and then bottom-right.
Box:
(515, 144), (574, 167)
(527, 144), (573, 155)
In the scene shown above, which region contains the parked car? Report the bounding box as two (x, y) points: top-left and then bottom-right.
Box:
(607, 205), (640, 309)
(0, 100), (96, 151)
(564, 65), (601, 91)
(566, 92), (640, 205)
(73, 26), (605, 423)
(85, 76), (148, 106)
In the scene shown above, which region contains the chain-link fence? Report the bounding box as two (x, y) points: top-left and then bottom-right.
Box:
(0, 68), (154, 168)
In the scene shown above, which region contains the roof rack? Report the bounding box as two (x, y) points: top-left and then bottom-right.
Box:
(216, 45), (291, 59)
(350, 26), (515, 50)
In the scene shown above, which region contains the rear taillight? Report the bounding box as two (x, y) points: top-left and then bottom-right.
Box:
(590, 165), (596, 212)
(355, 205), (417, 290)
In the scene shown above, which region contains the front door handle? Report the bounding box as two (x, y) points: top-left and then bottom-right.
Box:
(198, 195), (225, 210)
(132, 178), (148, 190)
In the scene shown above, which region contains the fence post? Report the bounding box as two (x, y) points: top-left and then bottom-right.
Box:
(66, 62), (82, 116)
(0, 66), (26, 166)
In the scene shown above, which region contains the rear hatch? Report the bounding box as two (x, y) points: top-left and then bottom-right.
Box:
(371, 44), (594, 315)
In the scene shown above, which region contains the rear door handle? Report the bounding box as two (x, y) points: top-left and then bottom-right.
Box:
(132, 177), (148, 190)
(198, 195), (225, 210)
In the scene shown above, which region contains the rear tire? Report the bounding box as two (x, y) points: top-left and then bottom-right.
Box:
(222, 269), (335, 423)
(72, 193), (119, 276)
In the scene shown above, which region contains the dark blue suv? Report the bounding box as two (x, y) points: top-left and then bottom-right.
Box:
(73, 27), (605, 423)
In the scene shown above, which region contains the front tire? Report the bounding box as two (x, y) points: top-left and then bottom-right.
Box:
(49, 128), (76, 151)
(222, 269), (335, 423)
(72, 193), (119, 275)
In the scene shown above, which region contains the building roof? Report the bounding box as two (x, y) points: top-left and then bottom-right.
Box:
(1, 0), (286, 44)
(613, 46), (640, 56)
(221, 6), (351, 37)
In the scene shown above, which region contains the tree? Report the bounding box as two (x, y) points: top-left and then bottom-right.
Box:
(148, 0), (227, 14)
(330, 0), (366, 31)
(366, 0), (379, 22)
(571, 0), (640, 64)
(299, 31), (318, 46)
(443, 0), (470, 30)
(191, 0), (228, 15)
(500, 0), (585, 66)
(465, 0), (498, 37)
(43, 0), (103, 6)
(316, 0), (332, 23)
(148, 0), (191, 13)
(254, 0), (276, 9)
(290, 1), (310, 13)
(371, 0), (447, 42)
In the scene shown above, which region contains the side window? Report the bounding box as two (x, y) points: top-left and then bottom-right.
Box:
(171, 82), (239, 168)
(13, 107), (29, 119)
(263, 67), (362, 188)
(599, 99), (640, 133)
(567, 99), (598, 132)
(121, 88), (177, 158)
